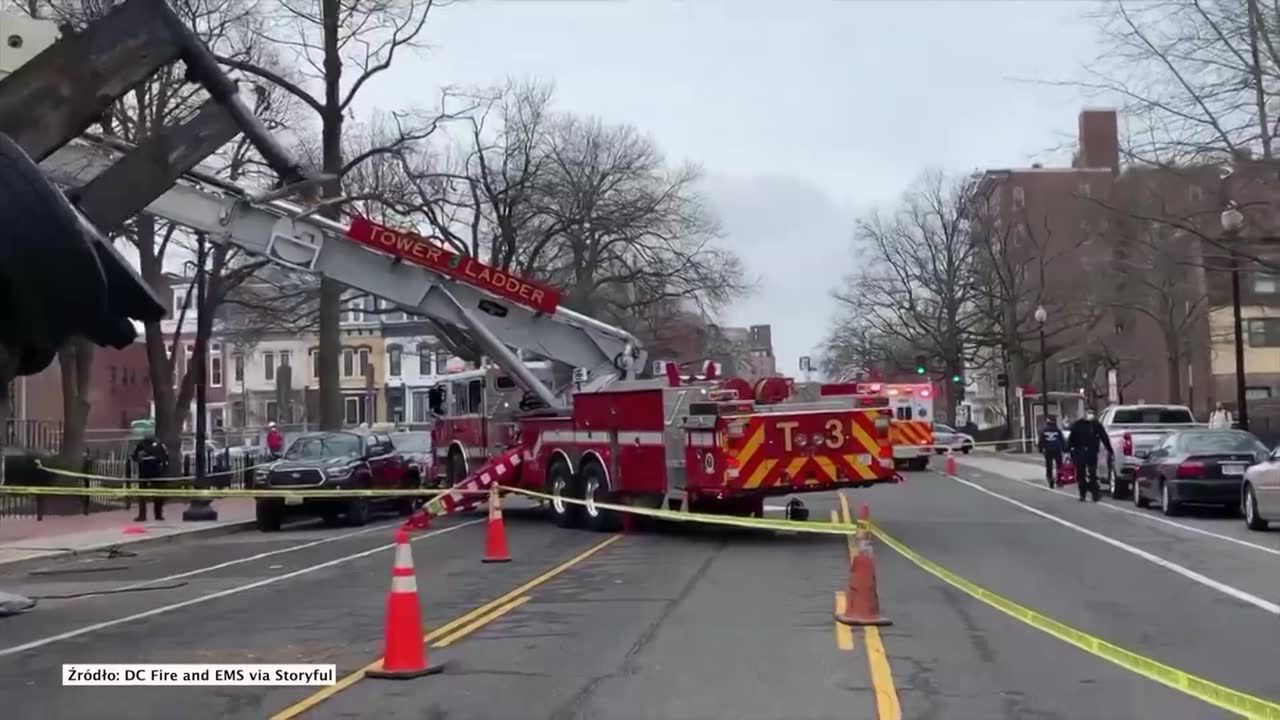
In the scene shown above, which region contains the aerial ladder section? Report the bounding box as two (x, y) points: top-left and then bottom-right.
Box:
(2, 1), (645, 410)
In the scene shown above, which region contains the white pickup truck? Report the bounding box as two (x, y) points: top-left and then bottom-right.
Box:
(1094, 404), (1202, 499)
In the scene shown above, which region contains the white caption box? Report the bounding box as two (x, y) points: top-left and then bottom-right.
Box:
(62, 664), (337, 686)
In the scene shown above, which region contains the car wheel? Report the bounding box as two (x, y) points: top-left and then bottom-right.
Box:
(1160, 481), (1179, 516)
(547, 458), (582, 529)
(582, 462), (621, 533)
(255, 500), (282, 532)
(1244, 484), (1268, 531)
(1133, 479), (1150, 508)
(346, 497), (370, 526)
(1109, 467), (1129, 500)
(962, 444), (971, 454)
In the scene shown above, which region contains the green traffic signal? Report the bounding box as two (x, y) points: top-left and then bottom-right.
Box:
(951, 374), (961, 383)
(916, 366), (926, 375)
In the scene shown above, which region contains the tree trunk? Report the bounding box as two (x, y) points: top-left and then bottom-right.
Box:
(1166, 342), (1183, 405)
(317, 0), (345, 430)
(56, 338), (94, 466)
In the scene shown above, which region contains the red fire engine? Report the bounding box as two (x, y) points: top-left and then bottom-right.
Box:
(38, 136), (902, 529)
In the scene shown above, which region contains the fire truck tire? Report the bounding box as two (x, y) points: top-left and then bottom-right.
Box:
(581, 462), (621, 533)
(547, 459), (583, 528)
(447, 449), (467, 487)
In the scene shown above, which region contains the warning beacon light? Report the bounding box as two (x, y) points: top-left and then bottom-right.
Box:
(919, 386), (932, 399)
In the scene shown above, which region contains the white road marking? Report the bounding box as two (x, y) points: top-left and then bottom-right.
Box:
(963, 462), (1280, 558)
(946, 474), (1280, 616)
(0, 519), (484, 658)
(112, 521), (398, 593)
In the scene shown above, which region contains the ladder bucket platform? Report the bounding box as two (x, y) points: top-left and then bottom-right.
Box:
(436, 448), (524, 516)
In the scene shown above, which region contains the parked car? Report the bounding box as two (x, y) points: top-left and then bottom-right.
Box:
(1242, 445), (1280, 531)
(1096, 404), (1202, 500)
(1132, 429), (1268, 517)
(931, 423), (974, 454)
(252, 430), (413, 531)
(391, 431), (434, 486)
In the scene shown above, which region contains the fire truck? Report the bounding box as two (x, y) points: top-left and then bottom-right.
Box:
(2, 3), (900, 531)
(855, 382), (936, 471)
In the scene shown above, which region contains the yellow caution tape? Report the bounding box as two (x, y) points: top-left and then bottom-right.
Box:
(33, 459), (281, 483)
(870, 523), (1280, 719)
(0, 485), (479, 499)
(498, 485), (864, 537)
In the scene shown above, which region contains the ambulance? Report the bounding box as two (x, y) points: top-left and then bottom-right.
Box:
(857, 382), (935, 471)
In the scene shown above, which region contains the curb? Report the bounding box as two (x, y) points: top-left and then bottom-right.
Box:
(0, 519), (257, 575)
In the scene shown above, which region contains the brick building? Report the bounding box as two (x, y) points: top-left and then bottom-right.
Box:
(967, 108), (1280, 429)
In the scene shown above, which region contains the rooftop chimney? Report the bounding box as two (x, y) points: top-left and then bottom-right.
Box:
(1075, 109), (1119, 173)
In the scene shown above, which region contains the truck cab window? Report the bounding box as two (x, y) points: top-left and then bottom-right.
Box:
(468, 379), (484, 414)
(451, 382), (467, 415)
(428, 385), (446, 415)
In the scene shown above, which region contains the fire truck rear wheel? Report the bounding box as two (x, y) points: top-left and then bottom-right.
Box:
(548, 459), (582, 528)
(582, 462), (621, 533)
(447, 450), (467, 487)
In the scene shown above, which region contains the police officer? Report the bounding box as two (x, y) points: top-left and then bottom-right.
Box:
(1038, 415), (1066, 489)
(131, 434), (169, 521)
(1068, 408), (1113, 502)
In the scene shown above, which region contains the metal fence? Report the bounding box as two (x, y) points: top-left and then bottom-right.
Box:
(0, 445), (264, 520)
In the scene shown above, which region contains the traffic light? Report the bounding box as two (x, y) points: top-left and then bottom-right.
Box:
(914, 354), (927, 375)
(951, 373), (962, 383)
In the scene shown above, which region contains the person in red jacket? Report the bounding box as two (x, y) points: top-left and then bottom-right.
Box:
(266, 423), (284, 458)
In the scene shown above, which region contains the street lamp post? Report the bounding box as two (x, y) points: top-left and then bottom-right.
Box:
(1035, 305), (1049, 430)
(1222, 206), (1249, 431)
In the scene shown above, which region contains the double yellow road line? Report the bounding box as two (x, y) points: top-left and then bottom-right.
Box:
(271, 536), (621, 719)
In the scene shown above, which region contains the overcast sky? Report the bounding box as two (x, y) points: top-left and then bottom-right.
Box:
(363, 0), (1104, 377)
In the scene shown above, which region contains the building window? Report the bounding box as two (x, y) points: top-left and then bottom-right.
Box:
(388, 345), (402, 377)
(1246, 318), (1280, 347)
(344, 396), (367, 425)
(412, 390), (431, 422)
(419, 345), (433, 375)
(359, 348), (371, 378)
(1246, 387), (1272, 400)
(263, 351), (276, 382)
(1189, 185), (1204, 203)
(233, 352), (244, 383)
(210, 353), (223, 387)
(342, 349), (355, 378)
(265, 400), (279, 424)
(109, 366), (117, 386)
(310, 349), (320, 378)
(1012, 186), (1025, 210)
(435, 350), (450, 374)
(231, 400), (245, 427)
(1076, 182), (1091, 198)
(1253, 273), (1279, 295)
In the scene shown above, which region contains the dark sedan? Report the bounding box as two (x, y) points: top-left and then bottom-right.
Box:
(1133, 429), (1269, 516)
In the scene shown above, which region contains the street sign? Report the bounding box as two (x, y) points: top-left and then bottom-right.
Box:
(798, 356), (812, 372)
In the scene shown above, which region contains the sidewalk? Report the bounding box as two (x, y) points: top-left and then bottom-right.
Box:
(0, 497), (256, 568)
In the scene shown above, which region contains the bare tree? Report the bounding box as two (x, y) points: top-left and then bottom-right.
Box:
(1082, 0), (1277, 164)
(824, 171), (984, 421)
(216, 0), (450, 430)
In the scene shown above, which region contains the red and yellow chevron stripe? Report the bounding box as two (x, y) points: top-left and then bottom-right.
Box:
(724, 411), (887, 492)
(889, 420), (933, 447)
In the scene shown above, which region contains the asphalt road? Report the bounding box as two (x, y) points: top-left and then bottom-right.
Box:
(0, 456), (1276, 720)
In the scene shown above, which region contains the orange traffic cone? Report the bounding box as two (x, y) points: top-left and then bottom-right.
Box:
(366, 529), (442, 680)
(835, 504), (892, 627)
(944, 451), (957, 475)
(481, 485), (511, 563)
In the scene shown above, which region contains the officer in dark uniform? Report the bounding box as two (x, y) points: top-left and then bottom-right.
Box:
(1068, 409), (1113, 502)
(131, 434), (169, 521)
(1038, 416), (1066, 489)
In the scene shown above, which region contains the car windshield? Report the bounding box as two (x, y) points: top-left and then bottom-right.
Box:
(392, 433), (431, 452)
(1111, 407), (1194, 424)
(284, 434), (362, 460)
(935, 424), (954, 433)
(1179, 432), (1267, 455)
